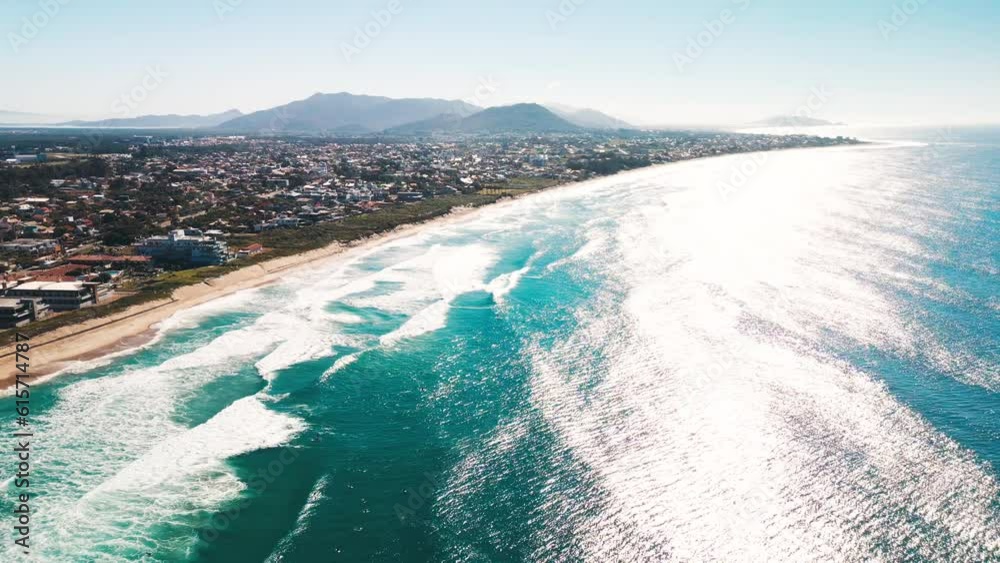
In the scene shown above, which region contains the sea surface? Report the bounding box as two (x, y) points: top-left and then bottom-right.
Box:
(3, 126), (999, 562)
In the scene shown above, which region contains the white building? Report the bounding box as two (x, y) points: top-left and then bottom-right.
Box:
(136, 229), (230, 266)
(4, 281), (103, 311)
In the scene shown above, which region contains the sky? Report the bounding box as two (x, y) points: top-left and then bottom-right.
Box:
(1, 0), (998, 126)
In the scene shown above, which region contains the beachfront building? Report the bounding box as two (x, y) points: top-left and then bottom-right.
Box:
(136, 229), (230, 266)
(3, 281), (104, 311)
(0, 298), (40, 329)
(236, 243), (264, 258)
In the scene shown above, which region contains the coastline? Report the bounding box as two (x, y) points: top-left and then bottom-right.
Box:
(0, 143), (863, 390)
(0, 203), (488, 391)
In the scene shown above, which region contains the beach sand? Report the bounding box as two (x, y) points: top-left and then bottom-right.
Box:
(0, 205), (485, 391)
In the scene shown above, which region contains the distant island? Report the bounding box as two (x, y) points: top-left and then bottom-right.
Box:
(752, 116), (845, 127)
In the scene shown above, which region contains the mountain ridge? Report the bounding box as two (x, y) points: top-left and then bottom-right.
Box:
(216, 93), (481, 133)
(61, 110), (244, 129)
(388, 103), (582, 134)
(545, 105), (633, 129)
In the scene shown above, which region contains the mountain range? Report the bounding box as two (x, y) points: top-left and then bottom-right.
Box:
(546, 104), (633, 129)
(387, 103), (586, 135)
(215, 93), (633, 134)
(60, 110), (243, 129)
(2, 93), (635, 135)
(216, 93), (481, 134)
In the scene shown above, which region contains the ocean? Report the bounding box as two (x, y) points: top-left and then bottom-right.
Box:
(3, 126), (998, 562)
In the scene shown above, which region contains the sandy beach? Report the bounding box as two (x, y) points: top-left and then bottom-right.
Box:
(0, 204), (487, 391)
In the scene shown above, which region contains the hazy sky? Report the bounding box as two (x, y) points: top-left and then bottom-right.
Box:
(2, 0), (998, 126)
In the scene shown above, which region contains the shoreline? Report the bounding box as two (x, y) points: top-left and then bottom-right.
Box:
(0, 202), (494, 391)
(0, 143), (864, 390)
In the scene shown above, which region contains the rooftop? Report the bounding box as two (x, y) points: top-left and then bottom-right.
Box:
(10, 281), (86, 291)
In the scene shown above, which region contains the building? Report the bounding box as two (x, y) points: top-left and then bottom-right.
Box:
(173, 167), (208, 178)
(397, 191), (424, 202)
(236, 243), (264, 258)
(28, 263), (92, 282)
(136, 229), (230, 266)
(4, 281), (104, 311)
(14, 154), (46, 164)
(0, 238), (58, 256)
(0, 298), (40, 329)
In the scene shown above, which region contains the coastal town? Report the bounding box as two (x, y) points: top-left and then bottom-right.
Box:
(0, 129), (858, 335)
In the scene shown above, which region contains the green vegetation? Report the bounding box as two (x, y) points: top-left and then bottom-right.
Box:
(567, 154), (651, 175)
(0, 158), (110, 200)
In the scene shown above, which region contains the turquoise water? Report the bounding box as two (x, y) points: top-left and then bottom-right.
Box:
(4, 128), (999, 561)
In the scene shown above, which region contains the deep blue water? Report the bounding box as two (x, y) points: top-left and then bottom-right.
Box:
(3, 127), (998, 561)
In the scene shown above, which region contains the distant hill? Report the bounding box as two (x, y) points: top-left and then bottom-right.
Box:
(61, 110), (244, 129)
(387, 113), (466, 134)
(752, 115), (844, 127)
(460, 104), (581, 133)
(217, 93), (480, 133)
(546, 104), (633, 129)
(390, 103), (582, 134)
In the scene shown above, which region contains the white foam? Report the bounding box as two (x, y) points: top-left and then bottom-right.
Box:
(486, 265), (531, 305)
(321, 353), (362, 381)
(266, 474), (331, 562)
(13, 389), (304, 560)
(380, 299), (452, 347)
(90, 395), (303, 495)
(377, 244), (498, 346)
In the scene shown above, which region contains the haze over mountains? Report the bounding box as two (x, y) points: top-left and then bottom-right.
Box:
(0, 110), (67, 125)
(546, 104), (633, 129)
(751, 115), (845, 127)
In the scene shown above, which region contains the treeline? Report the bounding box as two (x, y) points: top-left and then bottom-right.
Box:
(0, 158), (111, 199)
(567, 154), (651, 175)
